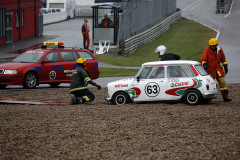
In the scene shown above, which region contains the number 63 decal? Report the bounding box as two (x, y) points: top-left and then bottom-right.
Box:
(145, 82), (160, 97)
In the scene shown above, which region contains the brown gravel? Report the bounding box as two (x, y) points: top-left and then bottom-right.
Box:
(0, 84), (240, 159)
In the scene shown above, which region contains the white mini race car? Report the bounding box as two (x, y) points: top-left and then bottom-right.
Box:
(106, 60), (218, 105)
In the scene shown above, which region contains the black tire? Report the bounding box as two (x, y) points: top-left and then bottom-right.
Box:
(49, 83), (60, 88)
(0, 85), (7, 89)
(112, 92), (131, 105)
(183, 89), (202, 105)
(23, 72), (38, 89)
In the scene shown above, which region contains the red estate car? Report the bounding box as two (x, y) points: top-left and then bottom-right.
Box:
(0, 42), (99, 89)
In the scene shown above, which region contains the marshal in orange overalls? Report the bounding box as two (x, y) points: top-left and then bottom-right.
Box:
(201, 38), (231, 102)
(81, 19), (90, 49)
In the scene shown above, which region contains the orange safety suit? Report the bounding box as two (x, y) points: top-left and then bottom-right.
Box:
(82, 23), (90, 49)
(201, 46), (230, 101)
(201, 46), (227, 78)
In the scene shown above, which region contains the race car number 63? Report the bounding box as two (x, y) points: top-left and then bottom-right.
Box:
(145, 82), (160, 97)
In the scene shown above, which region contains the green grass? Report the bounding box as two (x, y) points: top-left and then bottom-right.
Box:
(99, 68), (138, 78)
(95, 18), (217, 67)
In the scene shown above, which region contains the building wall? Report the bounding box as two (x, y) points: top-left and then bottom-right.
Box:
(0, 0), (41, 46)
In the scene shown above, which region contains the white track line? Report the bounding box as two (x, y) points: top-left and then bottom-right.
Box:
(225, 0), (235, 18)
(190, 0), (204, 10)
(183, 0), (202, 11)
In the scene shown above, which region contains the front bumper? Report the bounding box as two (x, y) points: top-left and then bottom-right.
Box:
(105, 97), (111, 102)
(0, 75), (23, 85)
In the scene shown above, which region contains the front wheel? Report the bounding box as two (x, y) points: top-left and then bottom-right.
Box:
(183, 89), (202, 105)
(23, 72), (38, 89)
(112, 92), (131, 105)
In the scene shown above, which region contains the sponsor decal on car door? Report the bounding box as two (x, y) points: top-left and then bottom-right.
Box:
(40, 52), (62, 82)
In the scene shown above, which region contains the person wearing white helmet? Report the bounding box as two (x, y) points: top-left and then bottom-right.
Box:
(155, 45), (180, 61)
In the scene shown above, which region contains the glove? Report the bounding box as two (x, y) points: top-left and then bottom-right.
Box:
(224, 65), (228, 75)
(96, 85), (101, 90)
(203, 63), (208, 71)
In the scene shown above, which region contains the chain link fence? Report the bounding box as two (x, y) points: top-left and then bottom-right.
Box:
(116, 0), (178, 53)
(123, 9), (181, 54)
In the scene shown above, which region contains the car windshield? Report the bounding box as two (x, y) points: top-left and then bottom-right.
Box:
(195, 64), (208, 76)
(13, 52), (44, 63)
(137, 66), (154, 79)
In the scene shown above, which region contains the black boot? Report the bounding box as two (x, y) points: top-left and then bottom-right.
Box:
(222, 90), (232, 102)
(77, 97), (86, 104)
(223, 97), (232, 102)
(69, 96), (77, 105)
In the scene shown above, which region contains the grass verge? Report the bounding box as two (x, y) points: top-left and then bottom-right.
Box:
(95, 17), (217, 67)
(99, 68), (138, 78)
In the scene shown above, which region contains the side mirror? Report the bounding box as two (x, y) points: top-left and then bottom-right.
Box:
(137, 76), (140, 83)
(42, 59), (50, 63)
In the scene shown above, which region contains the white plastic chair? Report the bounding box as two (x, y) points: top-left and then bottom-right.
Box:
(96, 40), (111, 54)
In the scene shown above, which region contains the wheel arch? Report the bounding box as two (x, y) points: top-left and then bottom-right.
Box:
(182, 88), (203, 105)
(111, 90), (132, 103)
(23, 70), (39, 85)
(182, 88), (202, 99)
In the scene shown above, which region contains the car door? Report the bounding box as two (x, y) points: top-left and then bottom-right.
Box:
(60, 50), (78, 81)
(165, 65), (195, 100)
(129, 65), (167, 102)
(40, 51), (62, 82)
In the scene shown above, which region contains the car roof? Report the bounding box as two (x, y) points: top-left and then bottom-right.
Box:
(142, 60), (200, 66)
(25, 48), (90, 54)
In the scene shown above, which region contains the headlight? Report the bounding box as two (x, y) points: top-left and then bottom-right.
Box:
(4, 70), (18, 74)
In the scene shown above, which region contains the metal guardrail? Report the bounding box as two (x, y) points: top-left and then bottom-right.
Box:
(123, 9), (181, 54)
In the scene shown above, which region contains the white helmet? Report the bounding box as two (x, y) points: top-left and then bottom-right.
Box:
(155, 45), (167, 56)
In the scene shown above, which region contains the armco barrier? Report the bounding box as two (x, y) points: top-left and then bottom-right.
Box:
(123, 10), (181, 54)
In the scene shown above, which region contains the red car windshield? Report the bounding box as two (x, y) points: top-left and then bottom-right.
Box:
(13, 52), (44, 63)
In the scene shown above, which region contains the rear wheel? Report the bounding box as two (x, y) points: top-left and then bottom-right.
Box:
(112, 92), (131, 105)
(0, 85), (7, 89)
(183, 89), (202, 105)
(23, 72), (38, 89)
(49, 83), (60, 88)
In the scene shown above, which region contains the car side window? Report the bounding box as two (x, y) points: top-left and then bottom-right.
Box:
(44, 52), (60, 62)
(77, 51), (94, 60)
(167, 65), (193, 78)
(138, 67), (153, 79)
(149, 66), (165, 79)
(61, 51), (78, 62)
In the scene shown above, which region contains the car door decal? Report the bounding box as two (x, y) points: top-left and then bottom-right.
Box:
(165, 78), (202, 96)
(53, 64), (63, 70)
(30, 66), (42, 71)
(125, 87), (141, 100)
(49, 71), (57, 80)
(145, 82), (160, 97)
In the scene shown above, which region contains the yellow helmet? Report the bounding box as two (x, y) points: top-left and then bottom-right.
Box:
(76, 58), (86, 64)
(209, 38), (218, 46)
(84, 19), (88, 22)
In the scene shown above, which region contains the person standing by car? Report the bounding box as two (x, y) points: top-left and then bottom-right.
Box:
(69, 58), (101, 105)
(201, 38), (231, 102)
(155, 45), (180, 61)
(81, 19), (90, 49)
